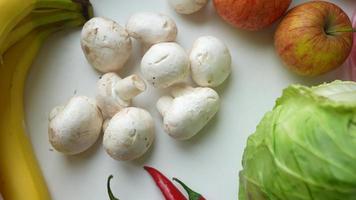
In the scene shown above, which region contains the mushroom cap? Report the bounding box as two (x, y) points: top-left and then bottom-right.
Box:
(168, 0), (208, 14)
(190, 36), (231, 87)
(48, 96), (103, 155)
(96, 73), (130, 119)
(81, 17), (132, 73)
(141, 42), (190, 88)
(103, 107), (155, 161)
(162, 87), (220, 140)
(126, 12), (177, 45)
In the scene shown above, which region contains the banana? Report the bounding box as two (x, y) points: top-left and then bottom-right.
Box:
(0, 1), (93, 199)
(0, 0), (92, 51)
(0, 15), (88, 200)
(0, 28), (52, 200)
(1, 10), (83, 53)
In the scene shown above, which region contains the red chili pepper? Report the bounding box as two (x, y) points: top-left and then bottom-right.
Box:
(144, 166), (187, 200)
(173, 178), (206, 200)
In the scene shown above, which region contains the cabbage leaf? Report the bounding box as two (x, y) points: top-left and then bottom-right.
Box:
(239, 81), (356, 200)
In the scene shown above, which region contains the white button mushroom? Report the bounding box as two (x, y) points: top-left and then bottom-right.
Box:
(96, 72), (146, 119)
(81, 17), (132, 73)
(48, 96), (103, 155)
(141, 42), (190, 88)
(168, 0), (208, 15)
(126, 12), (177, 47)
(156, 84), (220, 140)
(103, 107), (155, 161)
(190, 36), (231, 87)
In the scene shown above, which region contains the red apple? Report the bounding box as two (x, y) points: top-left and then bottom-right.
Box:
(275, 1), (354, 76)
(213, 0), (292, 31)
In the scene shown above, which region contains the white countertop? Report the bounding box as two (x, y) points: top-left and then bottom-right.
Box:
(25, 0), (356, 199)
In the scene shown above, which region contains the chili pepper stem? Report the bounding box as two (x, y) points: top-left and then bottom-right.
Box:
(172, 178), (206, 200)
(107, 175), (119, 200)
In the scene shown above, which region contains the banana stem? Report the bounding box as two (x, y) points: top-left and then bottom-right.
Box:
(0, 0), (92, 58)
(56, 17), (86, 29)
(1, 11), (83, 53)
(35, 0), (93, 19)
(31, 8), (62, 13)
(35, 0), (81, 12)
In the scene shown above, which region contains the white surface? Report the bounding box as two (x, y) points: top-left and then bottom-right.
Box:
(25, 1), (356, 199)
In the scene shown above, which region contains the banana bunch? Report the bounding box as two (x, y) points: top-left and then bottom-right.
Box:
(0, 0), (93, 199)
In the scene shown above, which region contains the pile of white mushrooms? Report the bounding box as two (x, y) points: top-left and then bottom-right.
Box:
(48, 9), (231, 161)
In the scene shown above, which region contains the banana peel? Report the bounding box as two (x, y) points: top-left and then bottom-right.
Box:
(0, 8), (91, 200)
(0, 1), (93, 198)
(1, 10), (83, 53)
(0, 28), (53, 200)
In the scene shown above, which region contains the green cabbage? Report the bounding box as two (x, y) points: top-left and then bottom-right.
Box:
(239, 81), (356, 200)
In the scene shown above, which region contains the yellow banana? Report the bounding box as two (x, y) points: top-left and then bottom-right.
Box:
(0, 0), (91, 51)
(0, 18), (86, 200)
(1, 10), (83, 53)
(0, 28), (52, 200)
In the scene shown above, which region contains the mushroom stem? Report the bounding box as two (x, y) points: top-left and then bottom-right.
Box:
(141, 43), (152, 54)
(102, 119), (110, 132)
(171, 84), (194, 97)
(114, 74), (146, 101)
(156, 96), (173, 116)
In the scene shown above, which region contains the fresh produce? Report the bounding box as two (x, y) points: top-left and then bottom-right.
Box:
(0, 0), (87, 51)
(81, 17), (132, 73)
(48, 96), (103, 155)
(189, 36), (231, 87)
(275, 1), (354, 76)
(144, 166), (206, 200)
(348, 11), (356, 80)
(144, 166), (187, 200)
(239, 81), (356, 200)
(156, 84), (220, 140)
(213, 0), (291, 31)
(0, 1), (92, 199)
(106, 170), (205, 200)
(103, 107), (155, 161)
(141, 42), (190, 88)
(107, 175), (120, 200)
(126, 12), (177, 48)
(168, 0), (208, 15)
(0, 9), (82, 54)
(0, 28), (54, 200)
(173, 178), (206, 200)
(96, 73), (146, 119)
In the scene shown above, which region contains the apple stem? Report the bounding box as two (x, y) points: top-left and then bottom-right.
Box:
(326, 28), (356, 35)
